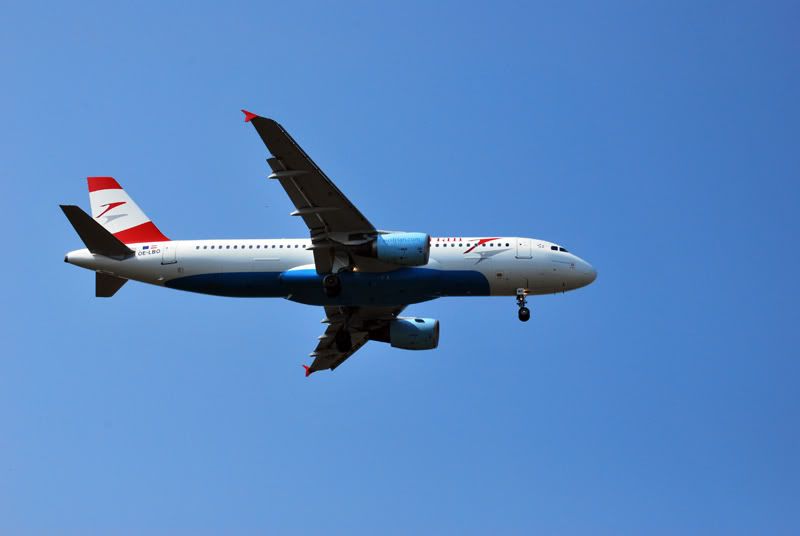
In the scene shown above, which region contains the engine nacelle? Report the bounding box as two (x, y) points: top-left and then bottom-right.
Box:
(388, 317), (440, 350)
(374, 232), (430, 266)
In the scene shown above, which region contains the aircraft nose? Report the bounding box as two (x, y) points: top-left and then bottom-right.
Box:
(576, 259), (597, 287)
(583, 261), (597, 285)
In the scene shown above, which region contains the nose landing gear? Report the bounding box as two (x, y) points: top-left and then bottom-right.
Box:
(516, 288), (531, 322)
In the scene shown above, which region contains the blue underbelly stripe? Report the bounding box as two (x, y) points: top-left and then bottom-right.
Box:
(164, 268), (490, 305)
(166, 271), (284, 297)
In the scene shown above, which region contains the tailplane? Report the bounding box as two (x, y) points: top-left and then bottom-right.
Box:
(96, 272), (127, 297)
(88, 177), (169, 244)
(60, 205), (134, 260)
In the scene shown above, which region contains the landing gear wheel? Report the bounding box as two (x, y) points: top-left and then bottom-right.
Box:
(323, 273), (341, 297)
(516, 288), (531, 322)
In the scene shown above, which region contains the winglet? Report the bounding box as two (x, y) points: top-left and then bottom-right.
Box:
(302, 365), (313, 377)
(241, 109), (258, 122)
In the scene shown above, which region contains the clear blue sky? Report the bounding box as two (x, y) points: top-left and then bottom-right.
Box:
(2, 1), (798, 533)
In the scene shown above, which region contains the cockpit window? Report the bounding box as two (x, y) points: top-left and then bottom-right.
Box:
(550, 245), (558, 251)
(559, 247), (569, 252)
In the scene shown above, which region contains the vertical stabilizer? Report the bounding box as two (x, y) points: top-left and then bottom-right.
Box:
(88, 177), (169, 244)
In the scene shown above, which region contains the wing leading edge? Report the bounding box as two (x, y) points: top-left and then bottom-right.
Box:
(243, 110), (375, 242)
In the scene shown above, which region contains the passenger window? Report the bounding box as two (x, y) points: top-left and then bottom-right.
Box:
(234, 245), (237, 249)
(211, 246), (215, 249)
(203, 246), (207, 249)
(226, 245), (230, 249)
(506, 243), (510, 247)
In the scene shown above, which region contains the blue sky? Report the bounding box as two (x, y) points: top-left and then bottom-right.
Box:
(1, 1), (799, 533)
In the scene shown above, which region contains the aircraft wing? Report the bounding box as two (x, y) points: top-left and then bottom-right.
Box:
(243, 111), (376, 273)
(305, 305), (405, 376)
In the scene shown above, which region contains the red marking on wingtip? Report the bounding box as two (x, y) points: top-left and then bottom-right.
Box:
(242, 109), (258, 122)
(303, 365), (312, 377)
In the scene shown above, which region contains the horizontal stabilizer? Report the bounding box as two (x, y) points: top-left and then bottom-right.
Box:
(96, 272), (127, 297)
(60, 205), (134, 260)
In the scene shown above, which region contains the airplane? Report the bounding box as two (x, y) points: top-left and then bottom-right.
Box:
(61, 110), (597, 376)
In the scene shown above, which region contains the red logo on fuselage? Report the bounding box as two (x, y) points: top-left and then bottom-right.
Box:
(96, 201), (127, 219)
(463, 237), (501, 254)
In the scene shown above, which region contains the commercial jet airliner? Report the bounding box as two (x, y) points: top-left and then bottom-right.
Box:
(61, 111), (596, 376)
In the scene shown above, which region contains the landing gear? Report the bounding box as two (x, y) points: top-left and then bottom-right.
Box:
(516, 288), (531, 322)
(323, 273), (341, 297)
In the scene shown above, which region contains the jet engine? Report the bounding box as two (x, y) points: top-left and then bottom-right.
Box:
(371, 317), (440, 350)
(372, 232), (430, 266)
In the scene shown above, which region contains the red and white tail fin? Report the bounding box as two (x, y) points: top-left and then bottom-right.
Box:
(87, 177), (169, 244)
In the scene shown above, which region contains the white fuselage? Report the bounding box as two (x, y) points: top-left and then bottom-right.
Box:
(66, 236), (596, 306)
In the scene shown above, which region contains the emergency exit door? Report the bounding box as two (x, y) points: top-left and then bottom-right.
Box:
(161, 244), (177, 265)
(515, 238), (532, 259)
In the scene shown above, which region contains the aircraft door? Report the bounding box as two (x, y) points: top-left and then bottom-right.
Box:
(161, 243), (177, 265)
(515, 238), (532, 259)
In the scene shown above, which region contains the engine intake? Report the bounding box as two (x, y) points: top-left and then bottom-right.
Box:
(373, 232), (430, 266)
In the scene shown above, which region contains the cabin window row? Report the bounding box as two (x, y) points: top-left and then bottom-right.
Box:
(194, 244), (306, 250)
(194, 242), (527, 250)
